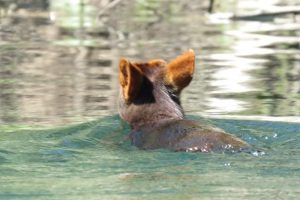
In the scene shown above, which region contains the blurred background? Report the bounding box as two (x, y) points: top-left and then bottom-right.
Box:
(0, 0), (299, 127)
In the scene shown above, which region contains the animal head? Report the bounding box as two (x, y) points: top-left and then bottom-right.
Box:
(118, 50), (195, 129)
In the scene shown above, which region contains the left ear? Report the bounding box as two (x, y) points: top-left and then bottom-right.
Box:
(165, 49), (195, 91)
(119, 58), (144, 104)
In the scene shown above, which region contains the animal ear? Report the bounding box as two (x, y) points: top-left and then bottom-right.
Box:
(119, 58), (144, 104)
(165, 50), (195, 91)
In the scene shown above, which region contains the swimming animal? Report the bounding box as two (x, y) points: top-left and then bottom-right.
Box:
(118, 50), (249, 152)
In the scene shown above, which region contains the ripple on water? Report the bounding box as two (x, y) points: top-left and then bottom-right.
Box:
(0, 115), (299, 199)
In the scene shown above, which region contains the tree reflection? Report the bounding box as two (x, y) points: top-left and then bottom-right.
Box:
(0, 0), (299, 126)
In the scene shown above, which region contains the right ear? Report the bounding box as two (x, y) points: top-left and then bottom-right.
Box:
(119, 58), (144, 104)
(165, 50), (195, 92)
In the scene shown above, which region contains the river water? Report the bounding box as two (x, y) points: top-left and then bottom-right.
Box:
(0, 0), (300, 199)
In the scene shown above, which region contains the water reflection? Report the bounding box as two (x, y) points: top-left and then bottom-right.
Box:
(0, 0), (299, 126)
(0, 0), (119, 126)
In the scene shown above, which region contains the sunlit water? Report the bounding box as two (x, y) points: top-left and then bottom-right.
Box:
(0, 0), (300, 199)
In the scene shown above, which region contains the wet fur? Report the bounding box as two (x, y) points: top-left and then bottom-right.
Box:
(119, 79), (184, 130)
(118, 51), (249, 152)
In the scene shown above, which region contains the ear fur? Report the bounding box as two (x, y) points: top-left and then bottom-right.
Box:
(119, 58), (144, 104)
(165, 50), (195, 91)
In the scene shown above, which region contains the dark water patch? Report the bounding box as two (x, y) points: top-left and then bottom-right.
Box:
(262, 30), (300, 37)
(0, 193), (52, 200)
(0, 155), (8, 164)
(265, 42), (300, 50)
(87, 59), (112, 66)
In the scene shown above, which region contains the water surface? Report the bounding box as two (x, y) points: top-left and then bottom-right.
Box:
(1, 115), (300, 199)
(0, 0), (299, 126)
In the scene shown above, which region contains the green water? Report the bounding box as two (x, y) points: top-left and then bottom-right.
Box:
(1, 115), (299, 200)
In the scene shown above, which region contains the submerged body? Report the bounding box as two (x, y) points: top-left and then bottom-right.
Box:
(129, 120), (248, 152)
(118, 50), (249, 152)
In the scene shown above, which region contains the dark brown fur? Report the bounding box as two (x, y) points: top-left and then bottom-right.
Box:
(118, 50), (249, 152)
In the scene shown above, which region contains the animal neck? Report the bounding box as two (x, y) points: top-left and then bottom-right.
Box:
(119, 83), (184, 130)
